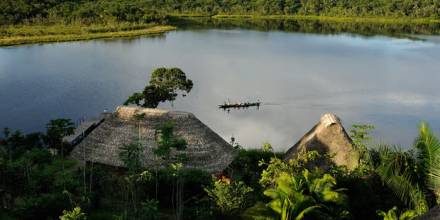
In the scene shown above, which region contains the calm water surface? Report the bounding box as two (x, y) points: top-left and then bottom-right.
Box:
(1, 28), (440, 151)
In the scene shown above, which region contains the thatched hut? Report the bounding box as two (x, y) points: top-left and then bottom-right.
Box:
(70, 106), (236, 173)
(284, 114), (359, 169)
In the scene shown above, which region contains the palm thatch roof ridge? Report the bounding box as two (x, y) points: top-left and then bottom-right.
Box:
(70, 106), (236, 173)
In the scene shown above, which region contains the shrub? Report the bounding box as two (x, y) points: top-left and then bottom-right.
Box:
(59, 207), (86, 220)
(205, 178), (253, 215)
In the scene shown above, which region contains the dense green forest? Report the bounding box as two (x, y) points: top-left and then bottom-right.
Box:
(1, 0), (440, 25)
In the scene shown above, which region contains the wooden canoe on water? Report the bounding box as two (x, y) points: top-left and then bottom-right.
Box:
(219, 102), (261, 109)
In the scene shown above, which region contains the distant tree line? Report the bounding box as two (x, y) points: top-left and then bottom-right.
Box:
(1, 0), (440, 25)
(178, 17), (440, 36)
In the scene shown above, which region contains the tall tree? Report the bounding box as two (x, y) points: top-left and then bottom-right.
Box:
(125, 67), (193, 108)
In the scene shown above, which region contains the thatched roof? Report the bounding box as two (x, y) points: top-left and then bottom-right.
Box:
(70, 106), (236, 173)
(284, 114), (359, 169)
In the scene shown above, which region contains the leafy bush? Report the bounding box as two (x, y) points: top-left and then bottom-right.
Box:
(205, 179), (253, 215)
(263, 170), (349, 220)
(59, 207), (86, 220)
(377, 207), (417, 220)
(259, 150), (326, 188)
(140, 199), (159, 220)
(228, 148), (278, 193)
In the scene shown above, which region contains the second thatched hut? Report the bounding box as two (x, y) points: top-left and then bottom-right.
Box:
(284, 113), (359, 169)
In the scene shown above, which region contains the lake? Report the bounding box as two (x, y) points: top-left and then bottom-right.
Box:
(1, 20), (440, 151)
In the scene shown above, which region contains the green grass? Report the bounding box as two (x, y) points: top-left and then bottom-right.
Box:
(211, 14), (440, 24)
(0, 23), (176, 46)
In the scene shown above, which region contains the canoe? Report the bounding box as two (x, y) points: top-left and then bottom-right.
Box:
(219, 102), (261, 109)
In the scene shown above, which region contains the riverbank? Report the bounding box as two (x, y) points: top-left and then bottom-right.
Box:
(169, 14), (440, 37)
(2, 14), (439, 47)
(168, 13), (440, 24)
(0, 24), (176, 46)
(210, 14), (440, 25)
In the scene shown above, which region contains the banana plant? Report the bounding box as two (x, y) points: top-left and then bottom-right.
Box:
(263, 170), (347, 220)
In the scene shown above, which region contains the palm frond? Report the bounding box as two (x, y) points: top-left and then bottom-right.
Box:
(415, 122), (440, 198)
(376, 166), (428, 215)
(294, 205), (320, 220)
(427, 158), (440, 199)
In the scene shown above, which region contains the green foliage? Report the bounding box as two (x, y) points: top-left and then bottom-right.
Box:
(124, 68), (193, 108)
(259, 157), (291, 188)
(330, 165), (404, 220)
(1, 128), (44, 160)
(350, 124), (375, 167)
(44, 118), (75, 153)
(259, 150), (325, 188)
(265, 172), (320, 220)
(140, 199), (160, 220)
(149, 68), (194, 94)
(125, 86), (172, 108)
(377, 207), (418, 220)
(255, 169), (348, 220)
(414, 122), (440, 200)
(4, 116), (440, 220)
(59, 207), (86, 220)
(262, 142), (273, 153)
(154, 122), (188, 161)
(370, 122), (440, 215)
(242, 202), (277, 220)
(45, 119), (75, 139)
(228, 148), (280, 196)
(168, 162), (185, 220)
(0, 125), (81, 219)
(118, 137), (154, 219)
(1, 0), (440, 26)
(373, 145), (428, 214)
(252, 150), (354, 219)
(119, 142), (143, 174)
(182, 197), (215, 220)
(350, 124), (375, 149)
(350, 124), (374, 153)
(205, 179), (253, 215)
(0, 24), (175, 47)
(176, 16), (440, 39)
(152, 122), (189, 220)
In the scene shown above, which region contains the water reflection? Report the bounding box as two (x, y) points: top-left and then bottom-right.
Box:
(172, 18), (440, 39)
(1, 27), (440, 151)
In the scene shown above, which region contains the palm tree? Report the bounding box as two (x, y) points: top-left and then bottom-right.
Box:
(374, 122), (440, 215)
(415, 123), (440, 200)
